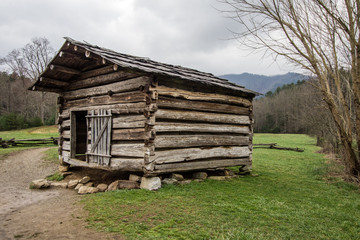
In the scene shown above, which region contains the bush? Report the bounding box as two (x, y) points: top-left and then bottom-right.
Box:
(0, 113), (43, 131)
(44, 112), (56, 126)
(0, 113), (26, 130)
(27, 116), (43, 128)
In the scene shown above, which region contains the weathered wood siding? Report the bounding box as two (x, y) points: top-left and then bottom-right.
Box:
(57, 67), (253, 174)
(33, 38), (256, 174)
(57, 69), (155, 171)
(144, 82), (253, 174)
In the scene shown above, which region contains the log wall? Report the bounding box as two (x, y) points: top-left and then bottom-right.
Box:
(57, 69), (154, 171)
(57, 67), (254, 174)
(145, 83), (254, 175)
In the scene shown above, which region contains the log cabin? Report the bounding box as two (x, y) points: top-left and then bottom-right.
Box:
(30, 37), (258, 176)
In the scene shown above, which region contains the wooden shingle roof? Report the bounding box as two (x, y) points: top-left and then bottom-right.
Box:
(30, 37), (258, 96)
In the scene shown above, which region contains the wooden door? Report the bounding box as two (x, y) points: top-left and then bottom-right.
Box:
(86, 109), (112, 165)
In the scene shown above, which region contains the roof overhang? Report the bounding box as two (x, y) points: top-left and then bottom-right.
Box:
(30, 37), (259, 97)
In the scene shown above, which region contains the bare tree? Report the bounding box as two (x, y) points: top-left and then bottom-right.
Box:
(21, 38), (53, 80)
(22, 38), (54, 123)
(1, 37), (55, 124)
(221, 0), (360, 177)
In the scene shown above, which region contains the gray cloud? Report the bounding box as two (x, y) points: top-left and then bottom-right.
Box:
(0, 0), (293, 75)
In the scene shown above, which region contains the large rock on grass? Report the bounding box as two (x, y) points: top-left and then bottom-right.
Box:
(96, 183), (108, 192)
(78, 186), (99, 194)
(140, 177), (161, 190)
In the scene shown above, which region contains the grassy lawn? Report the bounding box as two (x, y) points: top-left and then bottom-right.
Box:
(82, 134), (360, 240)
(2, 129), (358, 239)
(0, 125), (58, 158)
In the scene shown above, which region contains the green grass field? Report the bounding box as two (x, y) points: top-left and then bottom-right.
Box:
(0, 125), (58, 158)
(81, 134), (360, 240)
(1, 128), (359, 239)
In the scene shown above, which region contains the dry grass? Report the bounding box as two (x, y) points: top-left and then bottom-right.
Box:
(322, 152), (360, 185)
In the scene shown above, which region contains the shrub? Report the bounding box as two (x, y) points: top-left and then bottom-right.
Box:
(0, 113), (26, 130)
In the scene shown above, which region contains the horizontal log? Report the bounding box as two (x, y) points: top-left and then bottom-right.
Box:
(156, 109), (251, 125)
(63, 91), (147, 108)
(40, 77), (69, 87)
(59, 109), (70, 119)
(158, 97), (250, 115)
(253, 143), (277, 146)
(86, 114), (148, 129)
(62, 130), (70, 139)
(59, 50), (85, 59)
(152, 157), (251, 173)
(113, 115), (147, 128)
(155, 135), (249, 148)
(70, 102), (147, 114)
(50, 64), (81, 75)
(7, 137), (57, 142)
(155, 86), (252, 107)
(60, 102), (148, 121)
(61, 119), (70, 128)
(62, 141), (70, 151)
(111, 143), (145, 157)
(65, 70), (141, 91)
(63, 76), (150, 100)
(110, 158), (144, 171)
(62, 150), (70, 160)
(253, 144), (304, 152)
(62, 155), (144, 171)
(79, 65), (117, 79)
(31, 85), (61, 93)
(112, 128), (150, 141)
(155, 146), (250, 164)
(154, 122), (250, 134)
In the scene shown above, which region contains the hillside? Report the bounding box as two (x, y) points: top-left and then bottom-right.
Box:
(220, 72), (309, 94)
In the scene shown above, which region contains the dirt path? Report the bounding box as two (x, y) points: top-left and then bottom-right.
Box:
(0, 148), (123, 240)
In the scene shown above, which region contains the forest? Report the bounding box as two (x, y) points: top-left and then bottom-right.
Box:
(0, 71), (56, 130)
(254, 80), (338, 152)
(0, 38), (57, 130)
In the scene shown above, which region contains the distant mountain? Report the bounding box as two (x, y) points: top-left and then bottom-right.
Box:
(220, 72), (309, 95)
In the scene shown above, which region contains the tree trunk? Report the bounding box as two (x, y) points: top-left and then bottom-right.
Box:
(328, 95), (360, 177)
(40, 92), (45, 125)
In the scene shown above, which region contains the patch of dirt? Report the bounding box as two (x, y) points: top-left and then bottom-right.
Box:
(0, 148), (124, 240)
(27, 125), (58, 134)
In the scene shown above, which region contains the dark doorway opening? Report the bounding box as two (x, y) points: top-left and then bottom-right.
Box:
(71, 111), (88, 161)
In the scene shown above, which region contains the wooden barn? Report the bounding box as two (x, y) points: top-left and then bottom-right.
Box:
(30, 37), (258, 176)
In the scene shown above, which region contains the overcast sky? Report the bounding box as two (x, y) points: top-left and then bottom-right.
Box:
(0, 0), (294, 76)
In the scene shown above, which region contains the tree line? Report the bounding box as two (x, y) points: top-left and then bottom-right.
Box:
(0, 38), (57, 130)
(254, 80), (338, 152)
